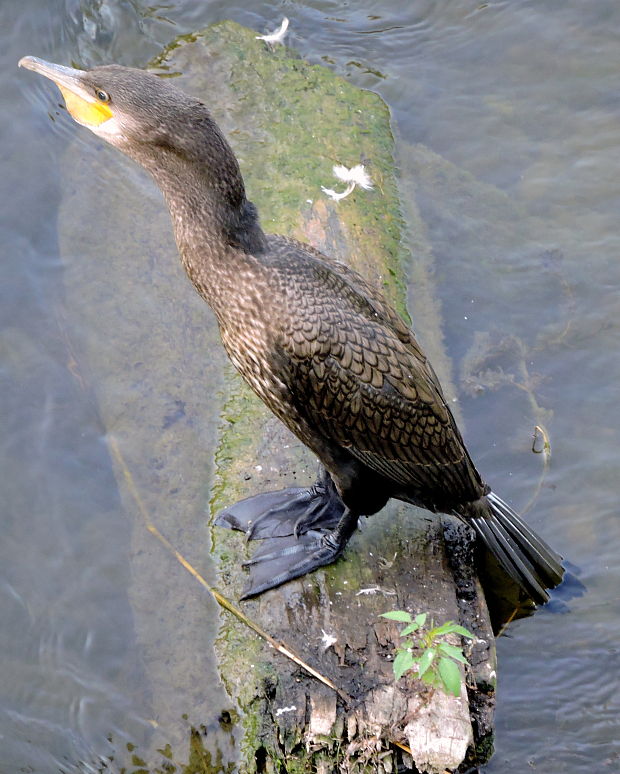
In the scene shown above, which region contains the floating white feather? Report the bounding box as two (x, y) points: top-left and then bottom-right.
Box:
(256, 17), (289, 45)
(321, 182), (355, 201)
(333, 163), (373, 190)
(321, 163), (373, 201)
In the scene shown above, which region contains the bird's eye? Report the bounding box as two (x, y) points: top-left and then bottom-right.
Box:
(95, 89), (110, 103)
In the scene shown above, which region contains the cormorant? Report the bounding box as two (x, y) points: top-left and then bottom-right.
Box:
(19, 56), (564, 602)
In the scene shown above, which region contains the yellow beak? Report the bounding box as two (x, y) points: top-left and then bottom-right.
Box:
(19, 56), (113, 127)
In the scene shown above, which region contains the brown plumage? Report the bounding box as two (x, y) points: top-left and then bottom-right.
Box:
(250, 236), (480, 504)
(19, 58), (564, 601)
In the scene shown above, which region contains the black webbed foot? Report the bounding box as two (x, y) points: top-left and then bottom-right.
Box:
(214, 470), (359, 598)
(214, 468), (345, 540)
(239, 509), (359, 598)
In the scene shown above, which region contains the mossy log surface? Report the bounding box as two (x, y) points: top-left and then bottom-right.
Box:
(58, 21), (495, 773)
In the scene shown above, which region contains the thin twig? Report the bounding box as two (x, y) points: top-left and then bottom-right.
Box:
(531, 424), (551, 457)
(496, 605), (520, 639)
(391, 739), (413, 755)
(107, 435), (353, 706)
(521, 423), (551, 516)
(510, 341), (552, 517)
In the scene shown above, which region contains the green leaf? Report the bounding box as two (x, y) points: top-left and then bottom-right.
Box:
(380, 610), (412, 623)
(431, 620), (458, 636)
(421, 670), (436, 685)
(430, 621), (475, 639)
(414, 613), (427, 628)
(400, 623), (420, 636)
(437, 643), (468, 663)
(393, 650), (415, 680)
(438, 657), (462, 696)
(449, 624), (475, 639)
(416, 648), (435, 679)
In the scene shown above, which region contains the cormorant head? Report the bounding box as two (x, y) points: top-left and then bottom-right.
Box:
(19, 56), (266, 253)
(18, 57), (220, 161)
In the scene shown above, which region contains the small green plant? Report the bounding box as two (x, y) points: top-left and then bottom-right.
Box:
(380, 611), (475, 697)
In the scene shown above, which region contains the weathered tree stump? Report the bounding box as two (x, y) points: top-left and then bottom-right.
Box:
(58, 21), (496, 772)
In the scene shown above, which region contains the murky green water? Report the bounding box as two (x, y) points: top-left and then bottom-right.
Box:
(2, 0), (619, 771)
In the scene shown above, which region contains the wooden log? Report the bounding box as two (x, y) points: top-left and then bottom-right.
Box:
(58, 21), (496, 772)
(165, 23), (496, 772)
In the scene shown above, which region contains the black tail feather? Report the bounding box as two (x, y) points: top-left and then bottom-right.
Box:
(470, 514), (548, 603)
(487, 492), (564, 588)
(464, 493), (564, 605)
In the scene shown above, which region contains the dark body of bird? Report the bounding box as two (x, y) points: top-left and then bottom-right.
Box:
(19, 58), (564, 602)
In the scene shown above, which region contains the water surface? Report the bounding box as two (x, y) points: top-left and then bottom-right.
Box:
(2, 0), (619, 771)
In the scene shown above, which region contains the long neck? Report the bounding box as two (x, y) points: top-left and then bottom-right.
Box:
(120, 117), (267, 306)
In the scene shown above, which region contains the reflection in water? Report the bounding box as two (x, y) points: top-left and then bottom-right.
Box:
(3, 0), (620, 771)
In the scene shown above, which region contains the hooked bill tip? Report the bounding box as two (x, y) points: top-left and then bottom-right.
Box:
(18, 55), (38, 70)
(18, 56), (61, 79)
(18, 56), (86, 84)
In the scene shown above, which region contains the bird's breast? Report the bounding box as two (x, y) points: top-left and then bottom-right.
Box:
(217, 289), (296, 423)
